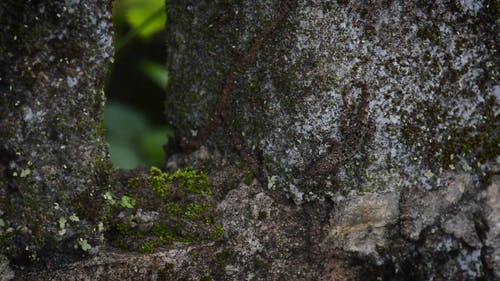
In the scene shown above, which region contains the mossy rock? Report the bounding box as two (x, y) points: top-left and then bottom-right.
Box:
(107, 167), (224, 253)
(166, 0), (499, 203)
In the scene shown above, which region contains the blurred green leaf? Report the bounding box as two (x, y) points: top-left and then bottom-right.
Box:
(126, 0), (166, 38)
(114, 0), (166, 51)
(105, 101), (170, 169)
(139, 59), (169, 90)
(107, 140), (144, 169)
(140, 128), (172, 167)
(104, 102), (149, 140)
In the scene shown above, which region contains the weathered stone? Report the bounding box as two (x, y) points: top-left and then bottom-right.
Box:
(0, 255), (14, 281)
(166, 0), (499, 202)
(217, 183), (312, 280)
(0, 0), (113, 266)
(485, 174), (500, 279)
(1, 0), (498, 280)
(323, 191), (400, 256)
(442, 212), (481, 248)
(400, 172), (470, 240)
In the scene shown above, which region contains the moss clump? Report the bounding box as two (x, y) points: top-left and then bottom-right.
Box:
(215, 249), (234, 263)
(127, 176), (141, 188)
(210, 225), (224, 240)
(148, 167), (170, 198)
(184, 203), (210, 220)
(0, 232), (14, 244)
(164, 202), (183, 216)
(116, 222), (143, 239)
(212, 249), (235, 276)
(139, 239), (162, 253)
(146, 166), (212, 198)
(169, 168), (212, 195)
(138, 223), (198, 253)
(108, 166), (222, 253)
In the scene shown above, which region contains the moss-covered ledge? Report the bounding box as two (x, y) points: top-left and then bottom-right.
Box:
(105, 166), (225, 254)
(11, 161), (500, 281)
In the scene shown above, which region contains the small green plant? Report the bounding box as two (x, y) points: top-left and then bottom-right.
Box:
(77, 238), (92, 252)
(120, 196), (136, 209)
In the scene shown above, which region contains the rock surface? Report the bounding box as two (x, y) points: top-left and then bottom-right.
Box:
(0, 0), (113, 266)
(10, 160), (499, 280)
(1, 0), (498, 280)
(166, 0), (499, 202)
(486, 174), (500, 279)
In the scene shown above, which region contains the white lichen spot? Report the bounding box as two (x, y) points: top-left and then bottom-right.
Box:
(458, 0), (483, 15)
(462, 162), (472, 172)
(23, 107), (34, 121)
(424, 170), (434, 178)
(67, 76), (78, 87)
(458, 249), (482, 278)
(289, 184), (304, 204)
(267, 175), (277, 190)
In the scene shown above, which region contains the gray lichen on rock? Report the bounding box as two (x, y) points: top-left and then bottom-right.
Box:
(0, 1), (113, 265)
(166, 0), (499, 202)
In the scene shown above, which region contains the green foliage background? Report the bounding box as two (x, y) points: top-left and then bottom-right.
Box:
(106, 0), (170, 169)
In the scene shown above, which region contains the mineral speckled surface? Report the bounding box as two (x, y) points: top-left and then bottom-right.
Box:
(166, 0), (499, 202)
(0, 1), (113, 265)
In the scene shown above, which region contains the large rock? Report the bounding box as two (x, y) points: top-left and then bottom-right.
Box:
(0, 1), (113, 266)
(166, 0), (499, 202)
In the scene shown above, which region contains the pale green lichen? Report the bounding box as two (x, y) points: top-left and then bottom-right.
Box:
(69, 214), (80, 222)
(97, 222), (104, 232)
(103, 191), (116, 205)
(119, 196), (136, 209)
(58, 217), (67, 229)
(77, 238), (92, 252)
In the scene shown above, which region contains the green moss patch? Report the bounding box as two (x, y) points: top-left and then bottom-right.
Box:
(107, 166), (222, 253)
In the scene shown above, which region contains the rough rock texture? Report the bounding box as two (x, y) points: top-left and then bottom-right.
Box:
(323, 190), (400, 257)
(166, 0), (499, 202)
(486, 174), (500, 279)
(162, 0), (498, 280)
(10, 159), (499, 280)
(1, 0), (499, 280)
(0, 0), (113, 268)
